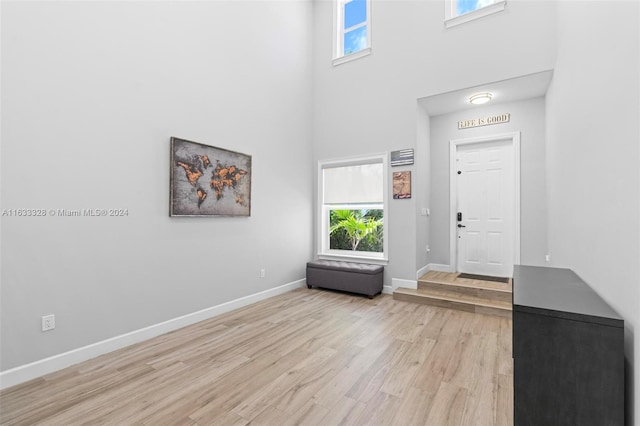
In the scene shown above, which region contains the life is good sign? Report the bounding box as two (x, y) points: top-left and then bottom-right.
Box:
(458, 113), (510, 129)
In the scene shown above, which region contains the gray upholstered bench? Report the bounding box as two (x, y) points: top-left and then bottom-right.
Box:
(306, 260), (384, 299)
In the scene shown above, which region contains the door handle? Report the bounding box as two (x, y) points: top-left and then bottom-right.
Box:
(457, 224), (466, 228)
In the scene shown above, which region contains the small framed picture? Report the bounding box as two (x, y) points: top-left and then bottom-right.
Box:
(393, 171), (411, 199)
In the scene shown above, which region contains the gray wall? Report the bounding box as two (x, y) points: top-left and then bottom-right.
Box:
(1, 1), (314, 371)
(546, 1), (640, 421)
(428, 97), (548, 269)
(415, 105), (431, 275)
(312, 0), (557, 284)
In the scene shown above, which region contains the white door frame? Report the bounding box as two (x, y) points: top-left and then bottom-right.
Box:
(449, 132), (521, 274)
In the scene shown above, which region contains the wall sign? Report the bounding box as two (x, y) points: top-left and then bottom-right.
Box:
(458, 113), (510, 129)
(390, 149), (414, 166)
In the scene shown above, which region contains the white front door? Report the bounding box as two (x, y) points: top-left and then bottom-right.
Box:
(455, 138), (516, 277)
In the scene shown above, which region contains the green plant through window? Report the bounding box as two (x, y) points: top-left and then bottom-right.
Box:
(329, 209), (383, 252)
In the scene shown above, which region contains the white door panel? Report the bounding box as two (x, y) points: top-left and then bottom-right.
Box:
(456, 139), (514, 277)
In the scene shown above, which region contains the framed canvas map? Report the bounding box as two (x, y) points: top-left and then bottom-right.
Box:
(170, 137), (252, 217)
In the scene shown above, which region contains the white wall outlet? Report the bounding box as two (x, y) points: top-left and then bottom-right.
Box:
(260, 269), (266, 278)
(545, 254), (551, 263)
(421, 208), (428, 216)
(426, 245), (431, 253)
(42, 314), (55, 332)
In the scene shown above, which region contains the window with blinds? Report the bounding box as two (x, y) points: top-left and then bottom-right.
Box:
(318, 155), (388, 262)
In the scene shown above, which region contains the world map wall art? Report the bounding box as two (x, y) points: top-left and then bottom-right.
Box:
(170, 137), (252, 217)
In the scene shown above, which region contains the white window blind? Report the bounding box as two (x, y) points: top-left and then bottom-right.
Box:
(323, 163), (383, 204)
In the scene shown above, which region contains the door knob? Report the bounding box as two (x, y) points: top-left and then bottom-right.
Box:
(457, 224), (466, 228)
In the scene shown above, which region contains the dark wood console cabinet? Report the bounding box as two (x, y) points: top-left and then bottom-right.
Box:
(513, 265), (624, 426)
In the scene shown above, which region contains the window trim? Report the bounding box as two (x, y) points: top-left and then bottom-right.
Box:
(333, 0), (372, 66)
(317, 153), (389, 265)
(444, 0), (506, 29)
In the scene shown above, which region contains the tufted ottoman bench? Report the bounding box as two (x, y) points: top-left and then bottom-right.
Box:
(306, 260), (384, 299)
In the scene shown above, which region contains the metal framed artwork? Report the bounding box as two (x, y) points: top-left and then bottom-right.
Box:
(392, 171), (411, 199)
(390, 149), (414, 166)
(170, 137), (252, 217)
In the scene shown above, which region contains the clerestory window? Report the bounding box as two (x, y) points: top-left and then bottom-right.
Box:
(445, 0), (506, 28)
(333, 0), (371, 66)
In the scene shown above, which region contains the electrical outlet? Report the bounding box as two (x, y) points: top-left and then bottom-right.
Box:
(545, 254), (551, 263)
(42, 314), (55, 332)
(426, 245), (431, 253)
(260, 269), (266, 278)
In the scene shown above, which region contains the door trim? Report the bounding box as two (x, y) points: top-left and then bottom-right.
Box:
(449, 132), (521, 275)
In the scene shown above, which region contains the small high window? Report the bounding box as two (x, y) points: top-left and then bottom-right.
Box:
(334, 0), (371, 66)
(445, 0), (506, 28)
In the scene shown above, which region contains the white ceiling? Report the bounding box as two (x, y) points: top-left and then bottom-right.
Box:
(419, 70), (554, 117)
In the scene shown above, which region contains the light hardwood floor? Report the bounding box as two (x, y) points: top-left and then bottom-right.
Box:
(0, 288), (513, 425)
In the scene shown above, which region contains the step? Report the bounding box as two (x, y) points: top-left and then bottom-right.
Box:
(417, 278), (512, 304)
(419, 271), (512, 291)
(393, 287), (512, 319)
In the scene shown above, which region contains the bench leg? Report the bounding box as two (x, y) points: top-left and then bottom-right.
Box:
(307, 284), (312, 289)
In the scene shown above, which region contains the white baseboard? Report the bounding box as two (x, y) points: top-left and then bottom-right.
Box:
(382, 285), (394, 295)
(0, 279), (307, 390)
(392, 278), (417, 290)
(426, 263), (454, 273)
(416, 265), (430, 279)
(416, 263), (453, 279)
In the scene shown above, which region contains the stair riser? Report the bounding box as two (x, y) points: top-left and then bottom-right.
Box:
(418, 281), (512, 303)
(393, 292), (512, 319)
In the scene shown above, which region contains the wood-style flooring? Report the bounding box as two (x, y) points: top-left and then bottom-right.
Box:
(0, 288), (513, 425)
(394, 271), (512, 319)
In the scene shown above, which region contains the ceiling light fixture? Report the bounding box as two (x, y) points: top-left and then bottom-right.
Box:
(469, 92), (493, 105)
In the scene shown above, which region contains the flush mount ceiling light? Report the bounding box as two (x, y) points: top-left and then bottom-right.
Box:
(469, 92), (493, 105)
